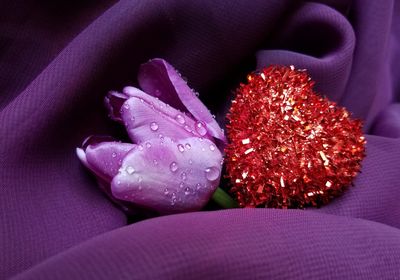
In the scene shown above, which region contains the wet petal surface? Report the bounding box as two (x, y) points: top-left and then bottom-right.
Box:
(111, 136), (223, 214)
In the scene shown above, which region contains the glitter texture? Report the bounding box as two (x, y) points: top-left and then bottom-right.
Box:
(225, 65), (366, 208)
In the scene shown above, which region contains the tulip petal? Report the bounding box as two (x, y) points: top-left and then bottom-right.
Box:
(111, 136), (223, 214)
(138, 58), (227, 143)
(104, 91), (129, 122)
(117, 87), (213, 143)
(78, 139), (135, 183)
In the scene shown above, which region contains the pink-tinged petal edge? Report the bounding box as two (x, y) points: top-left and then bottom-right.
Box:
(138, 58), (227, 143)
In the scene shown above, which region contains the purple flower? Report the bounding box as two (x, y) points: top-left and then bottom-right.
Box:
(77, 59), (226, 214)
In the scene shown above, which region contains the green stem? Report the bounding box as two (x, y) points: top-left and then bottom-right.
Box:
(212, 187), (238, 208)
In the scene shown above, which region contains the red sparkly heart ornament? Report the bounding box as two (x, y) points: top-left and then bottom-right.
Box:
(225, 65), (366, 208)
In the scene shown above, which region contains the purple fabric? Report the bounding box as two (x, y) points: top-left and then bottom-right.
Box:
(1, 0), (400, 279)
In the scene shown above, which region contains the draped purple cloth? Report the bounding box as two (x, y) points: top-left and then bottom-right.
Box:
(1, 0), (400, 279)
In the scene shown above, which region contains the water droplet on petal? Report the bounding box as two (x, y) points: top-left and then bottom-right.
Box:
(126, 166), (135, 174)
(204, 166), (220, 181)
(196, 183), (202, 190)
(184, 125), (192, 133)
(164, 188), (169, 195)
(112, 152), (117, 158)
(150, 122), (159, 131)
(175, 114), (185, 124)
(123, 103), (130, 109)
(209, 144), (216, 151)
(195, 121), (207, 136)
(179, 182), (185, 189)
(146, 142), (152, 148)
(184, 187), (191, 195)
(170, 162), (178, 172)
(188, 159), (193, 165)
(185, 143), (191, 150)
(130, 116), (135, 122)
(138, 145), (144, 151)
(153, 159), (158, 165)
(180, 172), (187, 181)
(138, 176), (143, 183)
(177, 144), (185, 152)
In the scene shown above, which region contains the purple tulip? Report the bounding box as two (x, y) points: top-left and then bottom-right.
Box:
(77, 59), (226, 214)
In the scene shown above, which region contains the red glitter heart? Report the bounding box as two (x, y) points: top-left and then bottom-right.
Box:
(225, 65), (366, 208)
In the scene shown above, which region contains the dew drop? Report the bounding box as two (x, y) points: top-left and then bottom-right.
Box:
(175, 114), (185, 124)
(170, 162), (178, 172)
(164, 188), (169, 195)
(209, 144), (216, 151)
(177, 144), (185, 152)
(137, 176), (143, 183)
(196, 183), (202, 190)
(138, 145), (144, 151)
(204, 166), (220, 181)
(123, 103), (130, 109)
(150, 122), (159, 131)
(195, 121), (207, 136)
(180, 172), (187, 181)
(184, 125), (192, 133)
(171, 198), (177, 206)
(146, 142), (152, 149)
(185, 143), (191, 150)
(188, 159), (193, 165)
(126, 166), (135, 174)
(111, 152), (117, 158)
(153, 159), (158, 165)
(184, 187), (191, 195)
(179, 182), (185, 189)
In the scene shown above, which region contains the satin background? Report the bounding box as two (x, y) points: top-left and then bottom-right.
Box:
(1, 0), (400, 279)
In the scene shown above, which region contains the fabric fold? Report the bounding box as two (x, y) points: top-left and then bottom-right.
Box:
(12, 210), (400, 280)
(2, 0), (400, 279)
